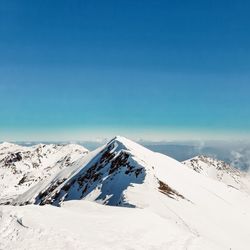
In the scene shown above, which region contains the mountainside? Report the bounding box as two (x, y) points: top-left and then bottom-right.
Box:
(183, 155), (250, 193)
(0, 142), (88, 203)
(2, 137), (250, 249)
(13, 136), (187, 207)
(13, 137), (250, 208)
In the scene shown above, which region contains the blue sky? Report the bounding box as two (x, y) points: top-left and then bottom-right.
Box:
(0, 0), (250, 141)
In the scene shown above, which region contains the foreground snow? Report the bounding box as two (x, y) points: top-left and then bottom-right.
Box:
(0, 201), (231, 250)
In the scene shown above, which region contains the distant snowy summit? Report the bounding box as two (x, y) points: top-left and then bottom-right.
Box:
(0, 142), (88, 203)
(183, 155), (250, 193)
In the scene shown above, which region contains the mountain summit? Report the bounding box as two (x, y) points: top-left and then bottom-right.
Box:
(183, 155), (250, 193)
(14, 136), (186, 207)
(2, 137), (250, 249)
(13, 136), (250, 212)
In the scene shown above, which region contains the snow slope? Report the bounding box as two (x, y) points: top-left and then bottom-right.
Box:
(13, 136), (188, 206)
(2, 136), (250, 249)
(0, 201), (220, 250)
(183, 155), (250, 193)
(0, 142), (88, 203)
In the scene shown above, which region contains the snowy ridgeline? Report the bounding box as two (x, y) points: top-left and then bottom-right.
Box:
(0, 136), (250, 250)
(0, 142), (88, 202)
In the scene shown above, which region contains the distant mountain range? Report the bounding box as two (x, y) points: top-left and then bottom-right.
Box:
(3, 140), (250, 171)
(0, 142), (88, 203)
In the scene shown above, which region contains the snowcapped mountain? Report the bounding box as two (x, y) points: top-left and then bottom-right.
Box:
(0, 142), (88, 203)
(2, 136), (250, 249)
(183, 155), (250, 193)
(13, 137), (250, 208)
(12, 136), (187, 206)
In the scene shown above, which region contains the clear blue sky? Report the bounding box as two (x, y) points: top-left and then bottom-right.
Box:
(0, 0), (250, 141)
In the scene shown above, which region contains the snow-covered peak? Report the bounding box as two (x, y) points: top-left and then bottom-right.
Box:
(0, 143), (89, 203)
(12, 136), (250, 212)
(0, 142), (25, 152)
(107, 135), (151, 153)
(183, 155), (250, 192)
(2, 139), (250, 250)
(0, 142), (15, 147)
(183, 155), (241, 175)
(12, 137), (187, 207)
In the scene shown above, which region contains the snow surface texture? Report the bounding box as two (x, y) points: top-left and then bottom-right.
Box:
(1, 136), (250, 249)
(183, 155), (250, 193)
(0, 201), (221, 250)
(0, 142), (88, 203)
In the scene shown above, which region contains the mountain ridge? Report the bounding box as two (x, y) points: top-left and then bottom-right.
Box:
(183, 155), (250, 193)
(11, 136), (250, 210)
(1, 136), (250, 249)
(0, 142), (89, 203)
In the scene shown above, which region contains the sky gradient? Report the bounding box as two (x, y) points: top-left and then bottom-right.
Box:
(0, 1), (250, 141)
